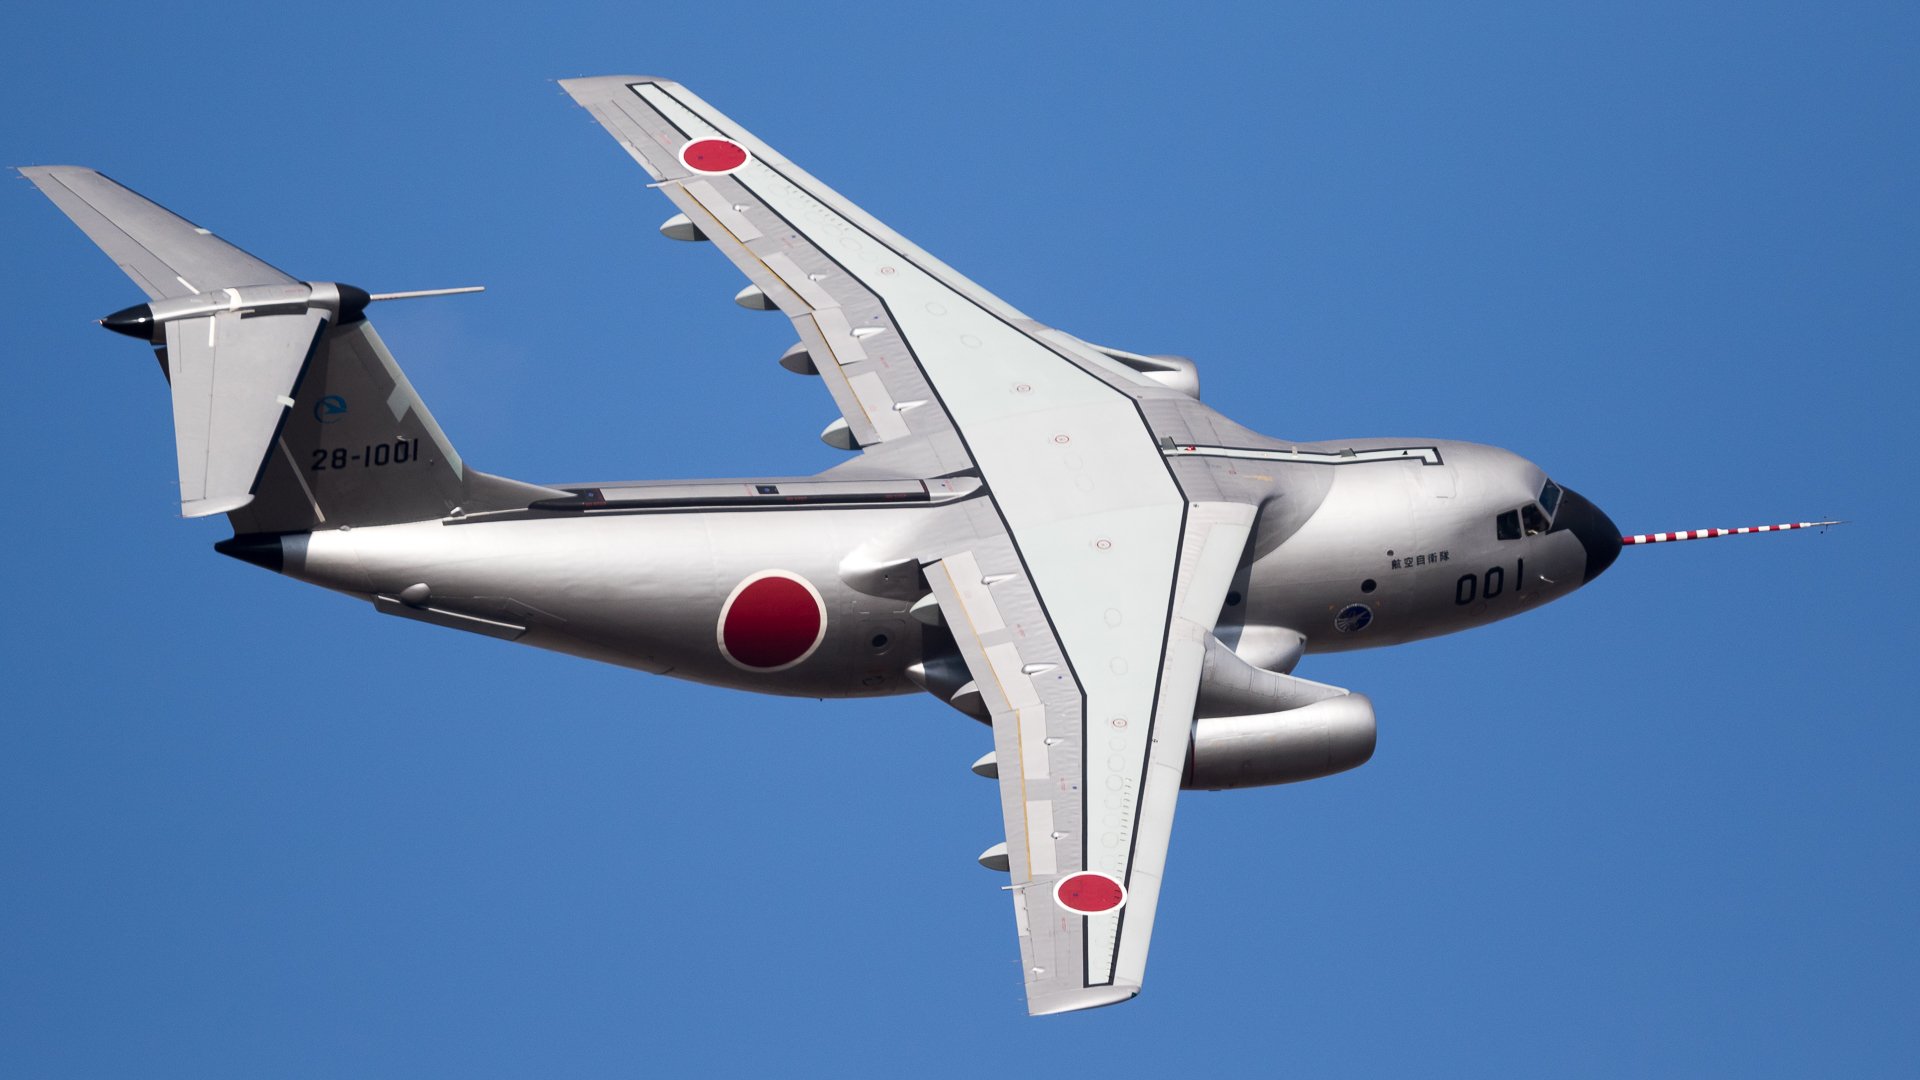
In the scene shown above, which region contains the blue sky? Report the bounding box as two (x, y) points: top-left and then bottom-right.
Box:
(3, 3), (1914, 1076)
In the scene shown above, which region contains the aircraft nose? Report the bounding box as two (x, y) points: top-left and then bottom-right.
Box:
(1554, 488), (1622, 583)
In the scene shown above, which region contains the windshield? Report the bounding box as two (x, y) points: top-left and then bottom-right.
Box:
(1522, 503), (1550, 536)
(1539, 479), (1563, 518)
(1497, 509), (1521, 541)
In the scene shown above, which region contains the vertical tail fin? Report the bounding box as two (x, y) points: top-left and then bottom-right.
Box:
(232, 313), (560, 533)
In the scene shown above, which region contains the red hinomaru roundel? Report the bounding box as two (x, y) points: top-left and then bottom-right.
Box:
(1053, 871), (1127, 915)
(717, 571), (827, 672)
(678, 136), (751, 175)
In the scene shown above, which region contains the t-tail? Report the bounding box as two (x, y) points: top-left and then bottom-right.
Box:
(21, 166), (562, 538)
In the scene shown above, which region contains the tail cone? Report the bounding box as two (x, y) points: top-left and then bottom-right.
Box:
(213, 533), (286, 573)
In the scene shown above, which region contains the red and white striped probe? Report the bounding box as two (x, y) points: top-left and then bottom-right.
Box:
(1622, 520), (1843, 546)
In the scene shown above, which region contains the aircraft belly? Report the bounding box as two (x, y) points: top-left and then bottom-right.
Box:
(289, 507), (927, 696)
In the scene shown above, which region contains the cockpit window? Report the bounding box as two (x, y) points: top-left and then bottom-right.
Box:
(1539, 480), (1563, 518)
(1522, 503), (1551, 536)
(1496, 509), (1521, 541)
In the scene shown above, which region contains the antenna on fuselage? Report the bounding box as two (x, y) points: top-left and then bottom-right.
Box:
(1620, 519), (1845, 546)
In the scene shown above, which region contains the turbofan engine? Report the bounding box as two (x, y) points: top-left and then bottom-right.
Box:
(1183, 694), (1376, 790)
(1182, 634), (1377, 790)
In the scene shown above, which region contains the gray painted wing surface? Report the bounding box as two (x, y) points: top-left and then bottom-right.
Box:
(560, 78), (961, 475)
(925, 501), (1253, 1014)
(559, 77), (1219, 477)
(560, 77), (1256, 1012)
(19, 166), (293, 300)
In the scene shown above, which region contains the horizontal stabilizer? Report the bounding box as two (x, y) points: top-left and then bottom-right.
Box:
(164, 308), (329, 517)
(19, 166), (293, 300)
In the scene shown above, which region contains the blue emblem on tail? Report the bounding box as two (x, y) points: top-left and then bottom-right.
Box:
(314, 395), (348, 423)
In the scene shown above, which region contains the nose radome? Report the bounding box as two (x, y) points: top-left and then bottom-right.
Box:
(1553, 488), (1623, 583)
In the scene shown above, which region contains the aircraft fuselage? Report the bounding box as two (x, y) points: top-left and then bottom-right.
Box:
(234, 436), (1621, 703)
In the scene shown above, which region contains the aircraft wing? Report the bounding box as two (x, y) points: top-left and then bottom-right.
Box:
(921, 502), (1254, 1013)
(558, 76), (1214, 478)
(562, 77), (1257, 1013)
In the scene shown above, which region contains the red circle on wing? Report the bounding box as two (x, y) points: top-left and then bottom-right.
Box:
(721, 575), (823, 670)
(681, 137), (749, 173)
(1055, 872), (1126, 914)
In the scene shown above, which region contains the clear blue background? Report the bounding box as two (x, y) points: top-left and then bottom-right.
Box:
(3, 3), (1913, 1076)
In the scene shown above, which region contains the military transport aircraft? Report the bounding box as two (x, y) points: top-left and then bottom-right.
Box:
(22, 76), (1838, 1016)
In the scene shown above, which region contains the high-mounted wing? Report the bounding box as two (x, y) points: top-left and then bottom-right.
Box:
(560, 77), (1259, 1013)
(558, 77), (1218, 477)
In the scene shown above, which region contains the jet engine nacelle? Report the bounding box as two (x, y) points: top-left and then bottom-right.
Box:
(1182, 693), (1376, 790)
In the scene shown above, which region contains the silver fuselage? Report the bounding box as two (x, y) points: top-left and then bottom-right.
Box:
(260, 436), (1621, 701)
